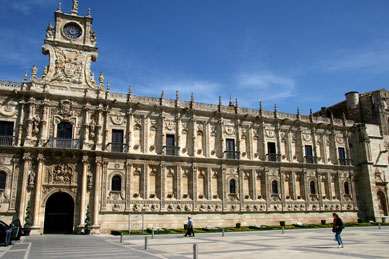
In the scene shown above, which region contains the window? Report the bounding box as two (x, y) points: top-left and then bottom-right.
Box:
(111, 130), (124, 152)
(267, 142), (278, 161)
(310, 181), (316, 194)
(57, 122), (72, 139)
(272, 180), (278, 194)
(0, 122), (13, 136)
(112, 176), (121, 191)
(338, 147), (348, 165)
(0, 121), (14, 146)
(166, 134), (176, 155)
(305, 145), (316, 163)
(226, 139), (236, 159)
(344, 182), (350, 195)
(229, 179), (236, 194)
(0, 171), (5, 190)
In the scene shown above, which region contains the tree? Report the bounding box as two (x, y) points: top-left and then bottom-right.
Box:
(24, 201), (32, 228)
(85, 204), (91, 228)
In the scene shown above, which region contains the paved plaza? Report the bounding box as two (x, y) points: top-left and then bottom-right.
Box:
(0, 227), (388, 258)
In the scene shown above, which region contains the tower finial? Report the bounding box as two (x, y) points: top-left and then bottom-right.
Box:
(106, 82), (110, 92)
(57, 2), (62, 12)
(87, 8), (91, 17)
(219, 96), (222, 106)
(297, 107), (301, 120)
(71, 0), (79, 15)
(191, 92), (194, 103)
(259, 101), (263, 116)
(24, 72), (28, 82)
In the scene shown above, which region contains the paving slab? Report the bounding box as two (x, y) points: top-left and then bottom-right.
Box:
(0, 226), (387, 258)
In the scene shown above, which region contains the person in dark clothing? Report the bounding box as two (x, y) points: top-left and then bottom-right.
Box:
(332, 213), (344, 248)
(184, 216), (195, 237)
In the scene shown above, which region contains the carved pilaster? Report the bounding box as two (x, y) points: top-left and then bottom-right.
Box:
(31, 154), (44, 231)
(192, 164), (197, 210)
(92, 157), (103, 230)
(291, 171), (296, 200)
(221, 166), (226, 211)
(82, 105), (90, 149)
(96, 104), (103, 151)
(275, 123), (281, 161)
(125, 160), (132, 210)
(160, 163), (166, 209)
(18, 153), (31, 223)
(79, 155), (89, 227)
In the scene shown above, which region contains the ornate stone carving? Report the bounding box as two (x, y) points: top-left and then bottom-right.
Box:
(46, 23), (55, 40)
(47, 164), (75, 185)
(0, 100), (18, 117)
(165, 120), (175, 131)
(336, 136), (344, 144)
(110, 114), (124, 125)
(224, 126), (235, 136)
(265, 130), (275, 138)
(302, 133), (311, 141)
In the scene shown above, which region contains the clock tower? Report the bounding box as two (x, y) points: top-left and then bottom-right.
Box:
(39, 0), (100, 91)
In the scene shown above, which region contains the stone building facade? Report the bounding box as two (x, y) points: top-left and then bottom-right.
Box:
(0, 1), (386, 234)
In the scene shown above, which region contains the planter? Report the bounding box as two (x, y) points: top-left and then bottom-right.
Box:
(280, 221), (285, 227)
(84, 228), (91, 235)
(236, 223), (241, 228)
(321, 220), (326, 225)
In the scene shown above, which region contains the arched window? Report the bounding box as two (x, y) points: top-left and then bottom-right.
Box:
(0, 171), (5, 190)
(229, 179), (236, 194)
(310, 181), (316, 194)
(344, 182), (350, 195)
(272, 180), (278, 194)
(112, 175), (121, 191)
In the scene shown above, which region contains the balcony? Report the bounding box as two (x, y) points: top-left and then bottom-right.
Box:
(163, 146), (180, 156)
(0, 136), (14, 147)
(305, 155), (318, 164)
(339, 158), (352, 166)
(48, 138), (80, 149)
(224, 150), (240, 159)
(267, 153), (281, 162)
(107, 142), (129, 153)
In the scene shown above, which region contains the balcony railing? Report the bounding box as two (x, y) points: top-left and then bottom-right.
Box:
(305, 155), (318, 164)
(0, 136), (14, 147)
(339, 158), (352, 166)
(267, 153), (281, 162)
(48, 138), (81, 149)
(107, 142), (129, 153)
(163, 146), (180, 156)
(224, 150), (240, 159)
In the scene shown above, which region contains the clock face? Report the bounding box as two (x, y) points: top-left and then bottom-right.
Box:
(63, 23), (82, 39)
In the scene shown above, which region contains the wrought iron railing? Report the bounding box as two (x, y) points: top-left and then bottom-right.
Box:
(0, 136), (15, 147)
(163, 146), (180, 156)
(224, 150), (240, 159)
(267, 153), (281, 162)
(107, 142), (129, 153)
(339, 158), (352, 166)
(305, 155), (318, 164)
(48, 138), (81, 149)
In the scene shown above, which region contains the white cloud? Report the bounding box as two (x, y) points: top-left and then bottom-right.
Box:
(0, 0), (57, 15)
(234, 73), (296, 105)
(320, 42), (389, 74)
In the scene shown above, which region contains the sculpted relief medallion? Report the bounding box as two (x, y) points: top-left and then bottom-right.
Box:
(224, 126), (235, 136)
(0, 100), (18, 117)
(110, 114), (124, 126)
(165, 120), (175, 131)
(47, 164), (75, 185)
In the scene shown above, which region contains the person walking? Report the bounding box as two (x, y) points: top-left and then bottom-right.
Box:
(184, 216), (195, 237)
(332, 213), (344, 248)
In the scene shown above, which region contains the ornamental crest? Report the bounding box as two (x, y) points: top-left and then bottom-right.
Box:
(336, 136), (344, 144)
(48, 164), (75, 184)
(110, 114), (124, 125)
(265, 130), (275, 138)
(224, 126), (235, 135)
(302, 133), (311, 141)
(0, 100), (18, 117)
(165, 120), (175, 131)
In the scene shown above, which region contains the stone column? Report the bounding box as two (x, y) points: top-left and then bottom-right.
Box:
(260, 122), (266, 161)
(280, 170), (285, 210)
(82, 105), (90, 149)
(18, 153), (31, 224)
(206, 167), (211, 200)
(24, 98), (34, 146)
(192, 164), (198, 210)
(205, 122), (210, 157)
(275, 123), (281, 161)
(160, 163), (166, 210)
(322, 134), (329, 164)
(160, 113), (165, 155)
(102, 106), (109, 151)
(79, 156), (89, 229)
(125, 160), (132, 210)
(238, 167), (244, 211)
(144, 116), (149, 154)
(96, 104), (103, 151)
(250, 169), (256, 200)
(291, 171), (296, 200)
(39, 101), (49, 145)
(287, 132), (293, 162)
(330, 131), (339, 165)
(91, 157), (102, 233)
(221, 166), (226, 211)
(191, 116), (196, 157)
(176, 113), (181, 155)
(16, 101), (25, 146)
(177, 166), (182, 199)
(31, 154), (44, 233)
(312, 128), (318, 162)
(248, 126), (253, 160)
(219, 119), (225, 158)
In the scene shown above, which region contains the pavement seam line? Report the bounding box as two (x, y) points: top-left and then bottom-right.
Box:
(105, 239), (169, 259)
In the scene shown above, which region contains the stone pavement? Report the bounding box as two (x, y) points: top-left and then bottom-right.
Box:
(0, 226), (388, 258)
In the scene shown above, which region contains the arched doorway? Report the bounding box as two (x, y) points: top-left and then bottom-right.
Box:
(377, 191), (388, 216)
(44, 192), (74, 234)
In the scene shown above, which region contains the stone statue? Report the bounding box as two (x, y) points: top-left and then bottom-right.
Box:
(46, 23), (54, 39)
(71, 0), (79, 14)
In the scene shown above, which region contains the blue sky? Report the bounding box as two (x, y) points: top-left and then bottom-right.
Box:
(0, 0), (388, 114)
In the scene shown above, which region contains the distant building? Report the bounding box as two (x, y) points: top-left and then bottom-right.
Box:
(0, 1), (387, 234)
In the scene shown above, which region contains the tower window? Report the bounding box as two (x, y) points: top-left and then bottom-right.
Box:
(344, 182), (350, 195)
(0, 171), (6, 190)
(310, 181), (316, 194)
(272, 180), (278, 194)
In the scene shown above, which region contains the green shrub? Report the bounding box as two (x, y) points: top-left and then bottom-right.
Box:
(24, 201), (32, 228)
